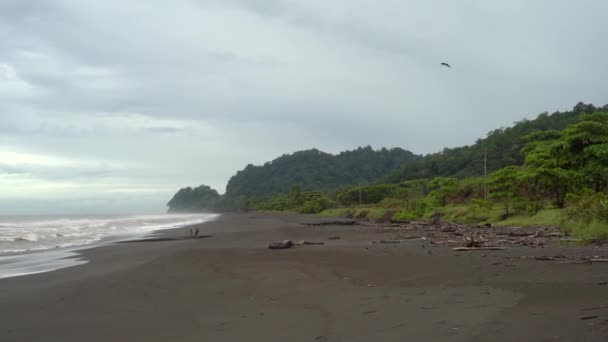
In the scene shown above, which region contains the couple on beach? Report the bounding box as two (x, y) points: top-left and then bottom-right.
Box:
(190, 227), (200, 238)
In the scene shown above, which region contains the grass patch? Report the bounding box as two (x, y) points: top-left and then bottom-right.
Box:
(428, 205), (504, 225)
(494, 209), (562, 227)
(318, 208), (352, 217)
(319, 207), (388, 220)
(361, 207), (388, 220)
(560, 220), (608, 242)
(376, 198), (407, 209)
(320, 205), (564, 231)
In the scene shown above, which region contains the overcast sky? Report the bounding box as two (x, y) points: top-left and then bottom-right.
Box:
(1, 0), (607, 214)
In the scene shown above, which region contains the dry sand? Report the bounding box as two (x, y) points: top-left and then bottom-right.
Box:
(1, 212), (608, 341)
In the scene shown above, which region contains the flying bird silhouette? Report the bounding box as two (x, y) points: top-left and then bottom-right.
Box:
(441, 62), (451, 68)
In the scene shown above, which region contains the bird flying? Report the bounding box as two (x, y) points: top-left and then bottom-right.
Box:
(441, 62), (451, 68)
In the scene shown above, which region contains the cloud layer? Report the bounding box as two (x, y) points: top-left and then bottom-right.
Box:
(1, 0), (607, 214)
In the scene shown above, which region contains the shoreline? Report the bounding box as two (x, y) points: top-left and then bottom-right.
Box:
(0, 213), (220, 279)
(1, 212), (608, 341)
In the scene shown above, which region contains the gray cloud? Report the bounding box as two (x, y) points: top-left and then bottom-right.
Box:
(0, 0), (607, 213)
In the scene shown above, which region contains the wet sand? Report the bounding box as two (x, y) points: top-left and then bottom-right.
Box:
(1, 212), (608, 341)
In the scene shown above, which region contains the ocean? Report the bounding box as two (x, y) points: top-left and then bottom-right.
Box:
(0, 213), (218, 279)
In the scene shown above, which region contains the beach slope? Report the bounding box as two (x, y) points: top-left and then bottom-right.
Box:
(1, 213), (608, 341)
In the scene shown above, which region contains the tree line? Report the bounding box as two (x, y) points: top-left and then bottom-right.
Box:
(167, 103), (608, 238)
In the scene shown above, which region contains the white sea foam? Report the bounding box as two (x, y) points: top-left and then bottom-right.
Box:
(0, 213), (218, 279)
(0, 213), (217, 254)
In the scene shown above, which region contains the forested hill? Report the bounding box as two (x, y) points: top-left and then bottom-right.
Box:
(224, 147), (419, 198)
(167, 102), (606, 213)
(385, 102), (604, 183)
(166, 185), (220, 213)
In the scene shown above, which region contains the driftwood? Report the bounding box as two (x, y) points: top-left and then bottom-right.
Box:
(395, 235), (422, 240)
(452, 247), (506, 251)
(440, 226), (457, 233)
(534, 256), (564, 261)
(305, 220), (357, 227)
(508, 231), (533, 237)
(390, 219), (411, 224)
(543, 232), (565, 238)
(371, 240), (401, 244)
(333, 214), (588, 251)
(293, 241), (325, 246)
(431, 240), (458, 245)
(522, 255), (608, 264)
(560, 257), (608, 264)
(328, 236), (341, 240)
(464, 233), (487, 248)
(268, 240), (293, 249)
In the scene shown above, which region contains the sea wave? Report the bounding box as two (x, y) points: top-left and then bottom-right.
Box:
(0, 213), (218, 254)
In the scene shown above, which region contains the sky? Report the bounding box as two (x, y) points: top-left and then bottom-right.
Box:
(1, 0), (607, 214)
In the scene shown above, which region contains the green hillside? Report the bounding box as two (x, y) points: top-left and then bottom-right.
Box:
(168, 102), (608, 240)
(224, 146), (419, 198)
(385, 103), (600, 183)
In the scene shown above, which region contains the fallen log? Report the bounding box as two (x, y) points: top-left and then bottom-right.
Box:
(463, 233), (487, 248)
(440, 226), (457, 233)
(430, 240), (458, 245)
(560, 260), (592, 265)
(268, 240), (294, 249)
(395, 235), (421, 240)
(305, 220), (357, 226)
(544, 232), (565, 238)
(508, 231), (534, 237)
(293, 241), (325, 246)
(371, 240), (401, 244)
(452, 247), (506, 251)
(534, 256), (562, 261)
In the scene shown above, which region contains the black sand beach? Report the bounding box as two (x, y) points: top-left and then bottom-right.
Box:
(1, 212), (608, 341)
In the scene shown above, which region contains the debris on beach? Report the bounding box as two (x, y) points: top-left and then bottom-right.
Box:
(371, 240), (401, 244)
(395, 235), (421, 240)
(452, 247), (506, 251)
(371, 219), (569, 250)
(293, 240), (325, 246)
(463, 233), (488, 248)
(328, 236), (341, 240)
(268, 240), (294, 249)
(321, 213), (608, 262)
(430, 240), (458, 245)
(304, 220), (357, 227)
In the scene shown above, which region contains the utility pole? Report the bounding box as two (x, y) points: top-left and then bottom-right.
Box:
(483, 149), (488, 200)
(359, 187), (362, 206)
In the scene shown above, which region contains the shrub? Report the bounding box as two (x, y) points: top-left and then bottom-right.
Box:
(562, 191), (608, 225)
(560, 191), (608, 241)
(298, 196), (336, 214)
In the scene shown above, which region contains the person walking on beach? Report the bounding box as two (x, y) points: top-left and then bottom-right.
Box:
(190, 227), (200, 238)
